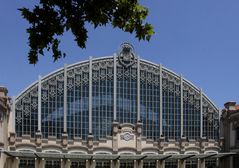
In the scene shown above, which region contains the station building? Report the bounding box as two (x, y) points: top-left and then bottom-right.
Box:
(220, 101), (239, 168)
(0, 43), (234, 168)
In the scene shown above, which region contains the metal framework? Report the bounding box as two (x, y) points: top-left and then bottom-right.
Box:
(14, 55), (219, 140)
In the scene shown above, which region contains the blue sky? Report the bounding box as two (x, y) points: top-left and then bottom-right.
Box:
(0, 0), (239, 108)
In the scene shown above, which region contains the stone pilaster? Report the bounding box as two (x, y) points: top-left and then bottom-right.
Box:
(136, 121), (142, 154)
(6, 157), (19, 168)
(136, 160), (143, 168)
(134, 160), (137, 168)
(87, 134), (94, 154)
(90, 160), (96, 168)
(158, 136), (165, 154)
(178, 159), (186, 168)
(61, 159), (71, 168)
(112, 160), (120, 168)
(112, 121), (119, 154)
(197, 159), (205, 168)
(219, 137), (224, 151)
(86, 160), (90, 168)
(35, 158), (45, 168)
(180, 136), (187, 153)
(35, 131), (42, 152)
(200, 137), (206, 153)
(156, 160), (165, 168)
(62, 133), (68, 153)
(8, 132), (16, 150)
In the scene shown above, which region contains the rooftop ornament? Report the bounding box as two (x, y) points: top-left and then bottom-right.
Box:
(118, 42), (136, 68)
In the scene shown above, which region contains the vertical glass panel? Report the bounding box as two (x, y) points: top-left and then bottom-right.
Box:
(117, 64), (137, 124)
(67, 64), (89, 140)
(15, 85), (38, 137)
(15, 99), (23, 137)
(140, 63), (160, 140)
(183, 83), (201, 139)
(162, 71), (181, 140)
(92, 60), (114, 139)
(202, 98), (219, 139)
(41, 73), (64, 139)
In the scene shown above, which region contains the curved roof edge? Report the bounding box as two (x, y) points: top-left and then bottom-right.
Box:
(15, 55), (219, 111)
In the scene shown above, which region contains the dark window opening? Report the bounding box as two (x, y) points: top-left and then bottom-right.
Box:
(236, 127), (239, 141)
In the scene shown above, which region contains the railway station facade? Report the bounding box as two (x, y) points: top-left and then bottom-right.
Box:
(0, 43), (234, 168)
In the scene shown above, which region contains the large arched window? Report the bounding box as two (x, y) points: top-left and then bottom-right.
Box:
(14, 54), (219, 141)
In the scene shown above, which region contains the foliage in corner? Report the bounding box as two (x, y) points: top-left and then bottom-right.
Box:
(19, 0), (154, 64)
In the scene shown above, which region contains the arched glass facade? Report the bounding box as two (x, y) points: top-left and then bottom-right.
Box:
(14, 54), (219, 141)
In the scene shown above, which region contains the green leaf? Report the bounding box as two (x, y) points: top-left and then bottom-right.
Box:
(20, 0), (154, 64)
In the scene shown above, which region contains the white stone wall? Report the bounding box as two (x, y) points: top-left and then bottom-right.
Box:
(0, 88), (10, 168)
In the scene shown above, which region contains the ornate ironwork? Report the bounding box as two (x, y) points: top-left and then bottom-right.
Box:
(14, 55), (219, 141)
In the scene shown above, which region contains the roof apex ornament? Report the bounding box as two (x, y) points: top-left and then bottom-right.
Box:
(118, 42), (136, 68)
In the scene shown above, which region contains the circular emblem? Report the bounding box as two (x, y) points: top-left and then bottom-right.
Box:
(118, 43), (136, 68)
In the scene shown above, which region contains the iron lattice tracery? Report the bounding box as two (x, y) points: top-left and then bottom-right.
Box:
(14, 56), (219, 140)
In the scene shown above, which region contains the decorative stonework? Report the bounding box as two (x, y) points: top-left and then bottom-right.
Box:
(118, 43), (136, 68)
(61, 133), (68, 148)
(87, 134), (94, 153)
(9, 132), (16, 146)
(120, 132), (134, 141)
(35, 131), (42, 147)
(8, 121), (222, 168)
(112, 122), (119, 154)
